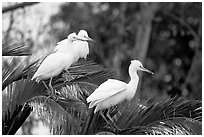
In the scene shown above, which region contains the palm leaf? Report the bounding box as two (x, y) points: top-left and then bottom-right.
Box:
(116, 97), (202, 135)
(2, 57), (39, 90)
(2, 38), (32, 56)
(2, 103), (32, 135)
(119, 117), (201, 135)
(2, 79), (46, 134)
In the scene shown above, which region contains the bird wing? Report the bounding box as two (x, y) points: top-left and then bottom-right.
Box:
(86, 79), (126, 102)
(54, 39), (70, 52)
(32, 53), (70, 79)
(56, 39), (68, 45)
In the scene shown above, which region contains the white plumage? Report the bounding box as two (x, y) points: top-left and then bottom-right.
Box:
(31, 30), (94, 99)
(54, 33), (77, 54)
(32, 33), (79, 83)
(54, 30), (93, 60)
(31, 52), (74, 82)
(87, 60), (153, 113)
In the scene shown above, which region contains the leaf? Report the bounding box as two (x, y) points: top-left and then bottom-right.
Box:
(28, 96), (85, 135)
(2, 79), (46, 134)
(115, 97), (202, 135)
(2, 104), (32, 135)
(2, 57), (39, 90)
(119, 117), (202, 135)
(2, 38), (32, 56)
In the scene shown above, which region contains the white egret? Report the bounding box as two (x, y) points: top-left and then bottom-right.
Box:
(31, 53), (76, 98)
(86, 60), (153, 130)
(54, 32), (77, 53)
(54, 30), (94, 80)
(55, 30), (94, 60)
(74, 30), (94, 59)
(32, 33), (85, 99)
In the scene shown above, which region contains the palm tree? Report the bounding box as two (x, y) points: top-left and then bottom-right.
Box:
(2, 39), (202, 135)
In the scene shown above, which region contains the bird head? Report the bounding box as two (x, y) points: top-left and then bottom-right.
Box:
(131, 60), (154, 74)
(77, 30), (95, 42)
(67, 32), (80, 42)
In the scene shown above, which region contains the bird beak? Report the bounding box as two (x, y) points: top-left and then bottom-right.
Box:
(85, 36), (95, 42)
(140, 66), (154, 74)
(75, 36), (95, 43)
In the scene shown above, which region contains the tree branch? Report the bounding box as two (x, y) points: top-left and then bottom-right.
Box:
(2, 2), (39, 13)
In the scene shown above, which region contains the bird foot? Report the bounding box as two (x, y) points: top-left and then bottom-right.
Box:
(62, 73), (75, 82)
(43, 91), (59, 104)
(104, 126), (122, 134)
(113, 127), (122, 134)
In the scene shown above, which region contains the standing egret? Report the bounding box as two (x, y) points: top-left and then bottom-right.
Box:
(54, 30), (94, 79)
(54, 32), (78, 54)
(86, 60), (153, 130)
(55, 30), (94, 60)
(32, 33), (85, 99)
(74, 30), (94, 59)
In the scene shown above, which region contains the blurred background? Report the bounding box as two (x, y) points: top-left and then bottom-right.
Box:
(2, 2), (202, 135)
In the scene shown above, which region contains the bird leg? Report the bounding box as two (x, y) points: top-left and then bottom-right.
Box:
(106, 109), (121, 133)
(48, 77), (59, 101)
(100, 111), (112, 127)
(42, 80), (55, 104)
(42, 78), (58, 102)
(42, 81), (52, 95)
(48, 77), (53, 93)
(43, 94), (52, 104)
(100, 110), (121, 134)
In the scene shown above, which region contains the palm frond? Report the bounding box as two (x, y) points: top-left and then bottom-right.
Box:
(2, 38), (32, 56)
(2, 104), (32, 135)
(2, 79), (46, 118)
(29, 96), (86, 135)
(119, 117), (201, 135)
(116, 97), (202, 135)
(2, 57), (39, 90)
(2, 79), (47, 134)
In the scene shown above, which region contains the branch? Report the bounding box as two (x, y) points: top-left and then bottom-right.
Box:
(2, 2), (39, 13)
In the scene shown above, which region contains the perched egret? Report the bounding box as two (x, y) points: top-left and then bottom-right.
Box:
(54, 30), (94, 79)
(54, 32), (78, 54)
(31, 52), (76, 97)
(86, 60), (153, 130)
(74, 30), (94, 59)
(55, 30), (94, 60)
(32, 33), (84, 98)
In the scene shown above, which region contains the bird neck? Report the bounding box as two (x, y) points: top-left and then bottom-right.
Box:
(128, 64), (139, 85)
(128, 64), (138, 80)
(126, 65), (139, 100)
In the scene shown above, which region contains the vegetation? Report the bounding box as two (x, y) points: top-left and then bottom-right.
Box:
(2, 2), (202, 135)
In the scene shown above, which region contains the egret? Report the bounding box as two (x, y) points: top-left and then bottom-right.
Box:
(74, 30), (94, 59)
(31, 33), (86, 99)
(54, 30), (94, 79)
(86, 60), (153, 130)
(31, 53), (76, 98)
(55, 30), (94, 60)
(54, 32), (78, 53)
